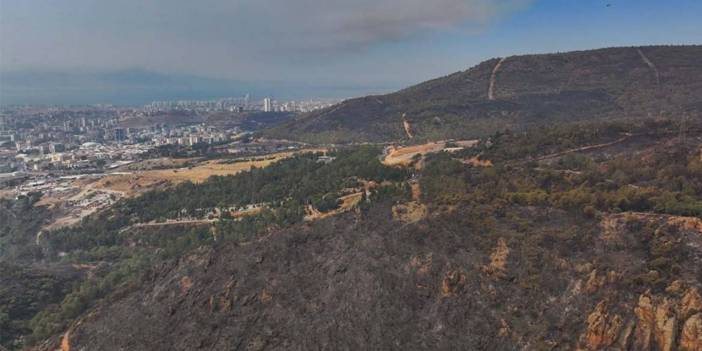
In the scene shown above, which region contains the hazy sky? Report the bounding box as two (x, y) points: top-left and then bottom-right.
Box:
(1, 0), (701, 103)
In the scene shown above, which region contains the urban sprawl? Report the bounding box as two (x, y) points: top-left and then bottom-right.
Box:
(0, 96), (338, 226)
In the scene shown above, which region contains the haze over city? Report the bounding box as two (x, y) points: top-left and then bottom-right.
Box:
(1, 0), (701, 105)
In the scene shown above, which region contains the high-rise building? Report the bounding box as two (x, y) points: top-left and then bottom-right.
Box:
(114, 128), (126, 142)
(263, 97), (273, 112)
(49, 143), (65, 153)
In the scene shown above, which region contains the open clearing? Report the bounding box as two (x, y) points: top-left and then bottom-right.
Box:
(304, 192), (364, 221)
(89, 149), (323, 197)
(392, 179), (427, 224)
(392, 201), (427, 224)
(462, 156), (493, 167)
(39, 187), (123, 231)
(383, 140), (479, 167)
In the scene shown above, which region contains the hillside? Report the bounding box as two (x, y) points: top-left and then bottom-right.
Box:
(55, 206), (702, 350)
(0, 118), (695, 350)
(264, 45), (702, 143)
(4, 45), (702, 349)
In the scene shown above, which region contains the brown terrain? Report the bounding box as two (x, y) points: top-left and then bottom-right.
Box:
(304, 192), (364, 221)
(45, 205), (702, 351)
(6, 46), (702, 351)
(90, 150), (319, 197)
(37, 123), (702, 351)
(382, 140), (478, 167)
(92, 159), (281, 196)
(265, 45), (702, 143)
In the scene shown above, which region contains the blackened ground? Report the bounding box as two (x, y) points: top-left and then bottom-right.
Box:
(59, 201), (701, 350)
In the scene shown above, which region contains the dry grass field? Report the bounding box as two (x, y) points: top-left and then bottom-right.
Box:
(462, 156), (494, 167)
(382, 140), (478, 167)
(90, 150), (323, 197)
(392, 201), (427, 224)
(0, 189), (16, 200)
(382, 142), (446, 167)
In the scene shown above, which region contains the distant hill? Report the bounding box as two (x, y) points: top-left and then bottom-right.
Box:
(264, 45), (702, 143)
(0, 69), (379, 106)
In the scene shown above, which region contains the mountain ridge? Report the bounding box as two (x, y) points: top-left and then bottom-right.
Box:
(264, 45), (702, 143)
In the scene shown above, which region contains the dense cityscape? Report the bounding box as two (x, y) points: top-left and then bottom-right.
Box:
(0, 95), (337, 171)
(0, 96), (337, 229)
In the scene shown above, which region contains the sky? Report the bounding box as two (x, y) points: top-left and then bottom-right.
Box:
(0, 0), (701, 105)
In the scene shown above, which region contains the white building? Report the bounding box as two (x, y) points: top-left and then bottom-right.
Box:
(263, 97), (273, 112)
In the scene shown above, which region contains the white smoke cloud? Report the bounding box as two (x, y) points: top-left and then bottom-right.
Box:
(243, 0), (530, 51)
(0, 0), (530, 79)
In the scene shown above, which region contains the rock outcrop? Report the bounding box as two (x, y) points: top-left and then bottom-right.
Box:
(582, 301), (624, 350)
(682, 289), (702, 318)
(580, 288), (702, 351)
(483, 238), (509, 279)
(440, 269), (466, 297)
(681, 314), (702, 351)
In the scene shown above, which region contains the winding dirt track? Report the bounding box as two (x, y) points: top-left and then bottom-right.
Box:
(637, 48), (660, 86)
(132, 219), (217, 228)
(488, 57), (507, 100)
(535, 135), (632, 161)
(403, 120), (413, 139)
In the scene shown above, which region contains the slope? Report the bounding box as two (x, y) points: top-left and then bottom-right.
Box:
(264, 45), (702, 143)
(33, 118), (702, 351)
